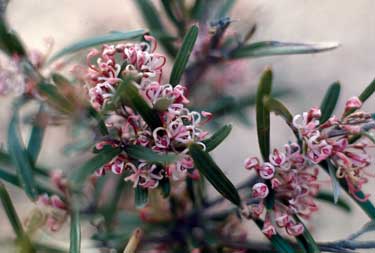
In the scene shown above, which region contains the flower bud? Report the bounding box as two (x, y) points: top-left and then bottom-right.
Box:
(259, 162), (275, 179)
(252, 183), (269, 199)
(345, 96), (362, 110)
(244, 157), (260, 170)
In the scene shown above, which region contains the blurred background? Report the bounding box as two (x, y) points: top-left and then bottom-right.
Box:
(1, 0), (375, 251)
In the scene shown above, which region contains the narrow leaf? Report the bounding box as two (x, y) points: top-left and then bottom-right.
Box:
(230, 41), (339, 59)
(203, 124), (232, 152)
(256, 69), (273, 161)
(86, 106), (108, 136)
(124, 145), (177, 164)
(161, 0), (183, 29)
(0, 182), (24, 238)
(27, 104), (46, 163)
(263, 96), (293, 124)
(358, 78), (375, 103)
(320, 82), (341, 123)
(0, 18), (26, 56)
(49, 29), (144, 62)
(118, 81), (162, 130)
(134, 0), (177, 57)
(159, 178), (170, 198)
(37, 82), (74, 114)
(315, 191), (351, 213)
(8, 112), (38, 200)
(70, 147), (121, 186)
(189, 143), (241, 206)
(69, 208), (81, 253)
(295, 216), (320, 253)
(215, 0), (236, 19)
(327, 160), (341, 204)
(169, 25), (199, 86)
(135, 185), (148, 208)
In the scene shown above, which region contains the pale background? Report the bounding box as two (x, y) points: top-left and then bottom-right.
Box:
(1, 0), (375, 252)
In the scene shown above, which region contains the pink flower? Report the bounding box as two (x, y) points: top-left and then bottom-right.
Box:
(244, 157), (260, 170)
(345, 96), (362, 110)
(252, 183), (269, 199)
(286, 221), (304, 236)
(259, 163), (275, 179)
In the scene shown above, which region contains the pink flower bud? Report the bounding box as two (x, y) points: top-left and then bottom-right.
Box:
(345, 96), (362, 110)
(286, 222), (304, 236)
(259, 162), (275, 179)
(307, 107), (321, 121)
(50, 195), (66, 210)
(271, 178), (281, 189)
(262, 222), (276, 238)
(252, 183), (269, 199)
(244, 157), (260, 170)
(269, 148), (286, 167)
(275, 213), (290, 227)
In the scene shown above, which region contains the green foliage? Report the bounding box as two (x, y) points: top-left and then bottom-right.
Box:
(27, 104), (46, 163)
(7, 105), (39, 200)
(135, 185), (149, 208)
(169, 25), (199, 86)
(203, 124), (232, 152)
(189, 143), (241, 206)
(124, 145), (177, 164)
(49, 29), (145, 62)
(69, 207), (81, 253)
(230, 41), (339, 59)
(320, 82), (341, 123)
(315, 191), (351, 213)
(256, 69), (273, 161)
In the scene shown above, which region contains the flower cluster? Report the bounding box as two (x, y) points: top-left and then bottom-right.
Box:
(293, 97), (374, 201)
(86, 36), (211, 189)
(245, 143), (319, 237)
(245, 96), (375, 237)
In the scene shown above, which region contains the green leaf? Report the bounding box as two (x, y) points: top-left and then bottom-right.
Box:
(135, 185), (148, 208)
(191, 0), (205, 20)
(315, 191), (351, 213)
(0, 182), (24, 238)
(7, 112), (38, 200)
(70, 147), (121, 186)
(27, 104), (46, 163)
(86, 106), (108, 136)
(135, 0), (177, 57)
(0, 18), (26, 56)
(295, 217), (320, 253)
(202, 124), (232, 152)
(358, 78), (375, 103)
(256, 69), (273, 161)
(69, 208), (81, 253)
(254, 219), (296, 253)
(189, 143), (241, 206)
(215, 0), (236, 19)
(37, 82), (74, 114)
(49, 29), (144, 62)
(117, 80), (162, 130)
(320, 160), (375, 220)
(0, 167), (61, 197)
(327, 160), (341, 204)
(319, 82), (341, 123)
(161, 0), (183, 30)
(263, 96), (293, 124)
(169, 24), (199, 86)
(230, 41), (339, 59)
(125, 144), (177, 164)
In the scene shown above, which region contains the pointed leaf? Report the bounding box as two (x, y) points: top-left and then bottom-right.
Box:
(118, 80), (162, 130)
(37, 82), (74, 114)
(189, 143), (241, 206)
(263, 96), (293, 124)
(0, 18), (26, 56)
(134, 0), (177, 57)
(0, 182), (24, 238)
(86, 106), (108, 136)
(169, 25), (199, 86)
(256, 69), (273, 161)
(49, 29), (144, 62)
(161, 0), (183, 29)
(315, 191), (351, 213)
(359, 78), (375, 103)
(124, 144), (177, 164)
(70, 147), (121, 186)
(295, 216), (320, 253)
(27, 104), (46, 163)
(320, 82), (341, 123)
(203, 124), (232, 152)
(135, 185), (148, 208)
(230, 41), (339, 59)
(7, 112), (38, 200)
(69, 208), (81, 253)
(327, 160), (341, 204)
